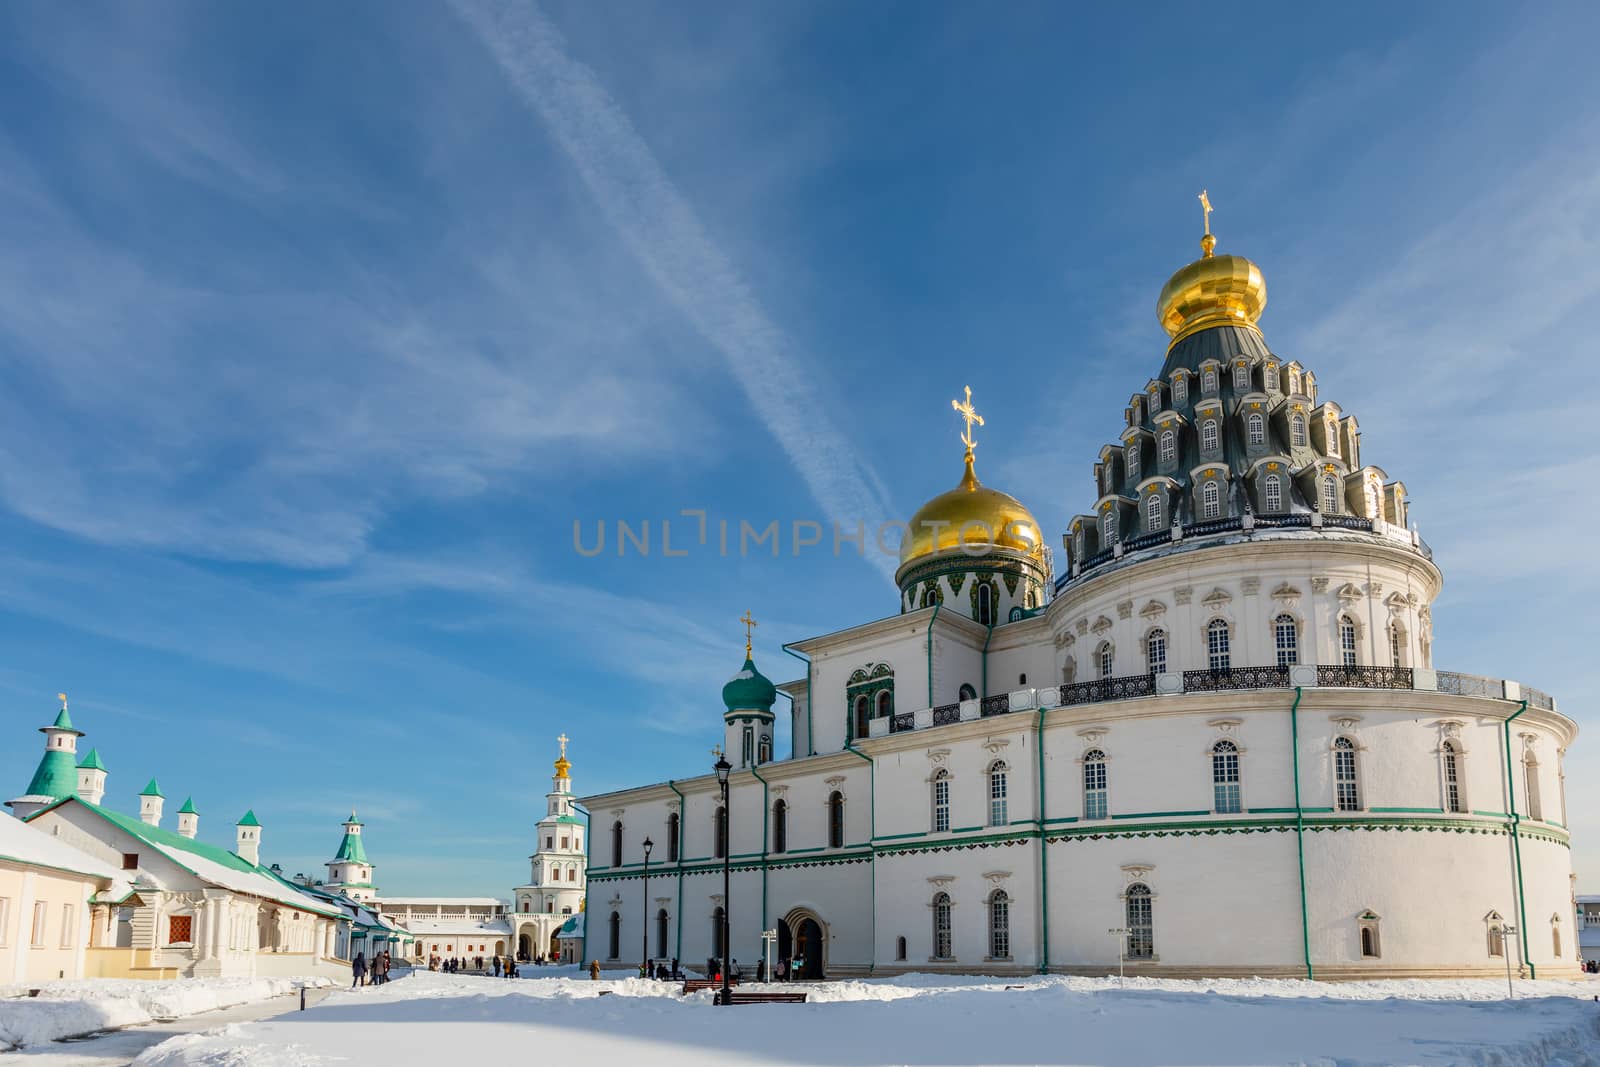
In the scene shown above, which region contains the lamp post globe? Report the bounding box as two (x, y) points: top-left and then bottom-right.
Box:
(714, 754), (732, 1004)
(641, 836), (654, 978)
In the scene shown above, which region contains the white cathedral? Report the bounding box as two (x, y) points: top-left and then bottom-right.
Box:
(581, 209), (1580, 980)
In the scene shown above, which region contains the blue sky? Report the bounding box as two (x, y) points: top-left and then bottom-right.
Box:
(1, 2), (1597, 895)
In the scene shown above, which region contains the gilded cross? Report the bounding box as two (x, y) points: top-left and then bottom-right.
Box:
(57, 692), (67, 709)
(740, 610), (758, 657)
(557, 733), (569, 760)
(1198, 189), (1213, 235)
(951, 386), (984, 455)
(711, 744), (724, 760)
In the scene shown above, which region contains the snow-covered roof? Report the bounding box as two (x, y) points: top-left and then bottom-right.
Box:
(1574, 894), (1600, 904)
(0, 812), (118, 882)
(404, 918), (514, 937)
(377, 896), (506, 907)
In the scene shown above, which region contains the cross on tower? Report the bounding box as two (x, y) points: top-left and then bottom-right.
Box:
(557, 733), (569, 760)
(1198, 189), (1213, 235)
(740, 610), (758, 658)
(951, 386), (984, 456)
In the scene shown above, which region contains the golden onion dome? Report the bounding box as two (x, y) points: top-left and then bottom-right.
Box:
(898, 452), (1044, 570)
(1156, 231), (1267, 346)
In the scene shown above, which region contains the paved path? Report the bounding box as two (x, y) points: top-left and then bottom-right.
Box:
(0, 987), (332, 1067)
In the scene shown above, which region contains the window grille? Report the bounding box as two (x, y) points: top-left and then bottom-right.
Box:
(989, 891), (1011, 958)
(1103, 510), (1118, 546)
(1099, 643), (1114, 679)
(169, 914), (193, 945)
(1126, 445), (1140, 482)
(1442, 743), (1462, 813)
(1173, 377), (1187, 406)
(1146, 629), (1167, 675)
(1334, 737), (1361, 810)
(1234, 362), (1250, 389)
(1125, 883), (1153, 959)
(1083, 750), (1108, 820)
(1340, 617), (1358, 666)
(1264, 474), (1282, 512)
(1212, 740), (1241, 813)
(932, 771), (950, 833)
(1291, 413), (1307, 446)
(1322, 477), (1339, 514)
(1389, 624), (1403, 668)
(1202, 369), (1217, 393)
(988, 762), (1009, 826)
(1207, 619), (1231, 670)
(1201, 480), (1221, 519)
(1267, 614), (1296, 667)
(1145, 493), (1162, 530)
(1159, 431), (1176, 464)
(1201, 419), (1219, 452)
(932, 893), (952, 959)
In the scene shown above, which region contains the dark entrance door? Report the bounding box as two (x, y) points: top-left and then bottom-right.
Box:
(518, 933), (532, 961)
(776, 922), (792, 970)
(796, 917), (824, 979)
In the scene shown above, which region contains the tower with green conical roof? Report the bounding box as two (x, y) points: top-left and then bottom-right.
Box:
(7, 694), (86, 819)
(176, 796), (200, 839)
(76, 748), (108, 805)
(722, 613), (777, 770)
(139, 778), (165, 828)
(325, 810), (376, 902)
(235, 810), (262, 865)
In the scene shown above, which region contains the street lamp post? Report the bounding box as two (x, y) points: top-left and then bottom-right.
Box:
(640, 836), (654, 979)
(715, 754), (732, 1005)
(1107, 927), (1126, 985)
(1501, 923), (1519, 999)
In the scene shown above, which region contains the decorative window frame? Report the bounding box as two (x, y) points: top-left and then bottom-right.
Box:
(1483, 910), (1506, 958)
(1271, 611), (1301, 668)
(1119, 868), (1158, 962)
(985, 759), (1010, 827)
(1077, 738), (1111, 821)
(1356, 910), (1382, 959)
(1203, 616), (1232, 670)
(1205, 720), (1246, 814)
(1143, 627), (1168, 676)
(1330, 725), (1367, 812)
(929, 767), (953, 834)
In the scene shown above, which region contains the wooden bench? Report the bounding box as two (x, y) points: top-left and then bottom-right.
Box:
(716, 990), (808, 1005)
(681, 978), (739, 995)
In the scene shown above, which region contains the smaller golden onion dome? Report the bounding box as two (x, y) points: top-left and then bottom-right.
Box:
(1156, 202), (1267, 346)
(898, 452), (1043, 570)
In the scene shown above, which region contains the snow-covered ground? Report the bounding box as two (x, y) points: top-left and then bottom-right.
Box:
(126, 969), (1600, 1066)
(0, 976), (331, 1052)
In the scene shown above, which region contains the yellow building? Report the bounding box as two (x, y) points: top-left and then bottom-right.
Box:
(1, 812), (116, 984)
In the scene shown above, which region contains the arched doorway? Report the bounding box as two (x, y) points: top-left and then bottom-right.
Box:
(548, 930), (561, 959)
(518, 932), (533, 961)
(780, 907), (828, 980)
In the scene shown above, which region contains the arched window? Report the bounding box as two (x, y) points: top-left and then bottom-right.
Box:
(1201, 419), (1219, 452)
(1126, 444), (1140, 482)
(758, 737), (771, 764)
(1339, 616), (1358, 666)
(932, 892), (953, 959)
(1233, 361), (1250, 389)
(1246, 412), (1265, 446)
(1360, 923), (1379, 958)
(895, 936), (907, 961)
(1487, 914), (1505, 958)
(932, 769), (951, 833)
(854, 695), (870, 741)
(1206, 618), (1231, 671)
(1083, 749), (1108, 820)
(1145, 493), (1162, 531)
(1074, 529), (1085, 558)
(1291, 413), (1307, 447)
(828, 791), (845, 848)
(1172, 376), (1188, 406)
(1145, 629), (1167, 675)
(1125, 883), (1153, 960)
(711, 907), (725, 960)
(713, 806), (727, 858)
(1553, 922), (1562, 958)
(1201, 479), (1220, 520)
(607, 912), (621, 959)
(1322, 476), (1339, 514)
(1326, 420), (1340, 456)
(1202, 367), (1217, 393)
(547, 900), (555, 913)
(876, 689), (893, 720)
(987, 761), (1009, 826)
(1334, 737), (1361, 811)
(1442, 741), (1463, 814)
(977, 583), (993, 627)
(1212, 740), (1241, 813)
(1102, 509), (1118, 546)
(1523, 752), (1542, 821)
(1274, 614), (1298, 667)
(772, 799), (788, 854)
(1263, 474), (1283, 512)
(1158, 430), (1176, 465)
(656, 908), (669, 958)
(611, 821), (623, 867)
(1388, 623), (1403, 668)
(988, 890), (1011, 959)
(958, 683), (977, 701)
(1098, 642), (1114, 679)
(1365, 479), (1380, 519)
(1289, 369), (1302, 395)
(666, 812), (680, 862)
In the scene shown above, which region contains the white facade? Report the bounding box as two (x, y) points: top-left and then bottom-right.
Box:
(511, 743), (587, 961)
(581, 230), (1580, 981)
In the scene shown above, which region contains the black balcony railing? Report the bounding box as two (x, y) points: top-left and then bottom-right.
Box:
(932, 703), (962, 726)
(980, 694), (1011, 717)
(1182, 665), (1290, 692)
(1059, 673), (1157, 706)
(1252, 514), (1312, 529)
(1185, 517), (1244, 538)
(889, 712), (916, 733)
(1322, 515), (1374, 531)
(1316, 665), (1412, 690)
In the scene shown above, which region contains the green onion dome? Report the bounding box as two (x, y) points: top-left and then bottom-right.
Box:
(722, 657), (777, 713)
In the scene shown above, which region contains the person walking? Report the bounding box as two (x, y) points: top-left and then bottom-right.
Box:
(351, 951), (367, 989)
(589, 959), (601, 981)
(493, 956), (502, 977)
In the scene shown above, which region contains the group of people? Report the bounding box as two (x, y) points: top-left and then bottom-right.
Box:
(424, 952), (521, 979)
(350, 950), (393, 988)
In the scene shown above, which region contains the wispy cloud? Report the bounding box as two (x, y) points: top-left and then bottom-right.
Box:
(449, 0), (898, 581)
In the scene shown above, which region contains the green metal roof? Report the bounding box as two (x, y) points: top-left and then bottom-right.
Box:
(77, 749), (108, 772)
(236, 810), (260, 827)
(344, 810), (364, 826)
(721, 656), (777, 712)
(555, 814), (584, 824)
(47, 707), (83, 736)
(139, 778), (164, 798)
(177, 797), (199, 815)
(333, 828), (370, 865)
(23, 749), (80, 802)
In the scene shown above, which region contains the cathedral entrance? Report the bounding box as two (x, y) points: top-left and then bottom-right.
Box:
(779, 908), (827, 980)
(518, 932), (533, 961)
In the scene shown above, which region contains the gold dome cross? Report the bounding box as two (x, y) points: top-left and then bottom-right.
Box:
(951, 386), (984, 457)
(740, 610), (758, 657)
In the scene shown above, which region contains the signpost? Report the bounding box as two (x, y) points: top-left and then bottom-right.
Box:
(761, 928), (777, 983)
